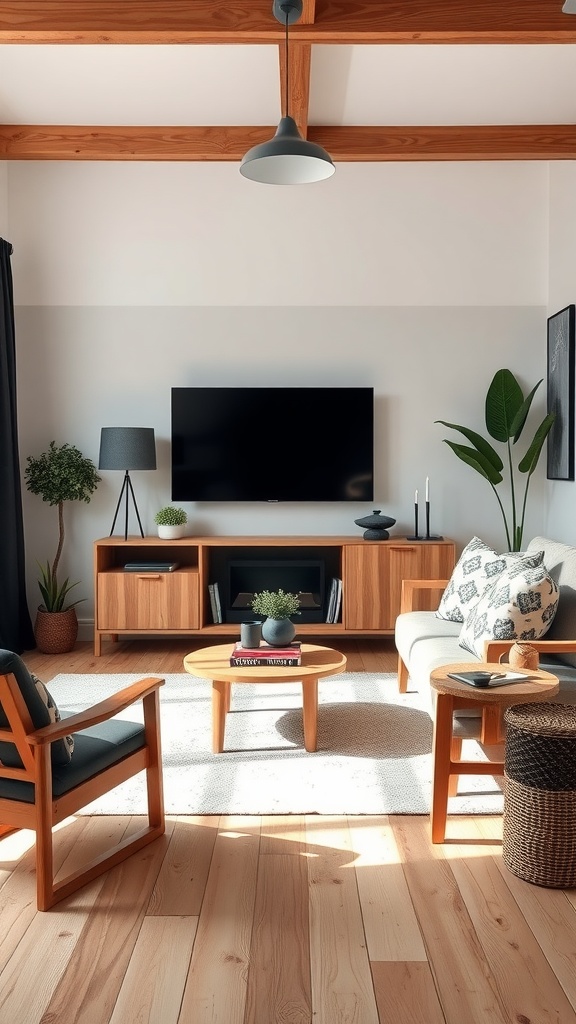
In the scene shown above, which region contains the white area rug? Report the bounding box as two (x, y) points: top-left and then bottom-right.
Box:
(48, 672), (504, 816)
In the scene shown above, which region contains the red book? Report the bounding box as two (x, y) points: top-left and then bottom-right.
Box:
(232, 641), (301, 658)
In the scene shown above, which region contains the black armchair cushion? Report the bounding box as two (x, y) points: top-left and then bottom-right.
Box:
(0, 717), (146, 803)
(0, 649), (74, 767)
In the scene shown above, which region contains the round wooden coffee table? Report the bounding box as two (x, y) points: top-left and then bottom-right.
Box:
(183, 643), (347, 753)
(429, 661), (559, 843)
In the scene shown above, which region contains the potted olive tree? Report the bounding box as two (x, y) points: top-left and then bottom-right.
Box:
(251, 588), (301, 646)
(154, 505), (188, 539)
(24, 441), (101, 653)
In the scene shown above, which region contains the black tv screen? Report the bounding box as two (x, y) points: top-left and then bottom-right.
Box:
(171, 387), (374, 502)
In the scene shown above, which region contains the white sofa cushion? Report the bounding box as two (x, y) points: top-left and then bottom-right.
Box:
(526, 536), (576, 669)
(436, 536), (543, 623)
(458, 558), (559, 659)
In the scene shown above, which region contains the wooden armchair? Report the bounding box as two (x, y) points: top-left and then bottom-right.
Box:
(0, 650), (165, 911)
(397, 579), (450, 693)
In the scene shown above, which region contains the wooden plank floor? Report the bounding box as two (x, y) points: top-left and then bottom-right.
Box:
(1, 638), (575, 1023)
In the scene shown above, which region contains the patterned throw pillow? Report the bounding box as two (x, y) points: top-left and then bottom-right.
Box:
(436, 536), (544, 623)
(31, 673), (74, 760)
(458, 559), (559, 659)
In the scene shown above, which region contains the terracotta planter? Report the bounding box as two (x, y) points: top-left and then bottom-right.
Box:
(34, 607), (78, 654)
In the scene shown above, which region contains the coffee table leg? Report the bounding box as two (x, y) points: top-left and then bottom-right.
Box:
(431, 693), (454, 843)
(212, 680), (229, 753)
(302, 677), (319, 752)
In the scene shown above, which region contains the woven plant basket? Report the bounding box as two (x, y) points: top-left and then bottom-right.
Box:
(503, 703), (576, 888)
(34, 608), (78, 655)
(503, 776), (576, 887)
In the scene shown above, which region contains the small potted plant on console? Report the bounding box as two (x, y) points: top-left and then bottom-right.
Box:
(154, 505), (188, 539)
(251, 588), (301, 647)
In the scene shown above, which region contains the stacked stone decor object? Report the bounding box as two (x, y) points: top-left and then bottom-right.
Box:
(354, 510), (396, 540)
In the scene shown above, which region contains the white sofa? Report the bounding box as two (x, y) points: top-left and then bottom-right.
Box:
(394, 535), (576, 743)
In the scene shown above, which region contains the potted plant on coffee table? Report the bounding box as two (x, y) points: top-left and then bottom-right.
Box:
(24, 441), (101, 653)
(251, 588), (301, 646)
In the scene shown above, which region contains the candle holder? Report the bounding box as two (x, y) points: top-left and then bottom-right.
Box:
(407, 500), (422, 541)
(424, 499), (443, 541)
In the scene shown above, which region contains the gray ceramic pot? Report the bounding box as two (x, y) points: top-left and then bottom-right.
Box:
(261, 617), (296, 647)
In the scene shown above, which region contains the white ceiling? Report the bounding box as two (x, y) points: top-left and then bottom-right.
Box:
(1, 43), (576, 128)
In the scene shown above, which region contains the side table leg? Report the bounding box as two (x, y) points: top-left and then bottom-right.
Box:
(302, 677), (319, 752)
(431, 693), (454, 843)
(212, 680), (228, 753)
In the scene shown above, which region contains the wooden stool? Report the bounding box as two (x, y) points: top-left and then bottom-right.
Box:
(503, 702), (576, 887)
(429, 663), (559, 843)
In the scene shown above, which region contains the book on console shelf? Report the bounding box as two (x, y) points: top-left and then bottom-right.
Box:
(124, 562), (180, 572)
(208, 582), (223, 624)
(325, 578), (342, 623)
(230, 641), (301, 667)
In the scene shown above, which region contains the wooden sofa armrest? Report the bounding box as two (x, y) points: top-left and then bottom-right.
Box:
(28, 676), (165, 746)
(483, 638), (576, 663)
(400, 579), (449, 614)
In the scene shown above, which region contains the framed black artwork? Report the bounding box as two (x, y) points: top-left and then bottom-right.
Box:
(547, 304), (575, 481)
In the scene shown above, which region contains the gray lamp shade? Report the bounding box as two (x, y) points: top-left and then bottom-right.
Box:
(98, 427), (157, 471)
(240, 117), (335, 185)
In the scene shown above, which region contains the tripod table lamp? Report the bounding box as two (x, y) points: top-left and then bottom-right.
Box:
(98, 427), (156, 540)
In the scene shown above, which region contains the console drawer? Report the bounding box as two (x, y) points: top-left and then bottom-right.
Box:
(97, 569), (199, 630)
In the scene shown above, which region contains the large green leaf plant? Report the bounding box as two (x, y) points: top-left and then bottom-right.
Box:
(24, 441), (101, 612)
(436, 369), (555, 552)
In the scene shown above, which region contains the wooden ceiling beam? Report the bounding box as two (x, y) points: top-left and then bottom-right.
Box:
(0, 1), (574, 44)
(1, 124), (575, 161)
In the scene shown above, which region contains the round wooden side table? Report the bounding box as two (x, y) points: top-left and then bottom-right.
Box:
(429, 662), (559, 843)
(183, 643), (347, 753)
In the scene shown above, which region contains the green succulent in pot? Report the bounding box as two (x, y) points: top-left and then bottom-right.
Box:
(436, 368), (555, 552)
(251, 589), (301, 620)
(154, 506), (188, 527)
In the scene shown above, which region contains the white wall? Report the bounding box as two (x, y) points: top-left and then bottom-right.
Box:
(8, 160), (551, 627)
(546, 162), (576, 543)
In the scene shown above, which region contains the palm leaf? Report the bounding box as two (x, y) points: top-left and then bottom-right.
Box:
(518, 413), (556, 475)
(434, 421), (503, 471)
(442, 441), (503, 485)
(510, 379), (543, 442)
(485, 369), (524, 442)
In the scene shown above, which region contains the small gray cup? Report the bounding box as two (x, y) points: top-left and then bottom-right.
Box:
(238, 618), (261, 643)
(240, 621), (262, 648)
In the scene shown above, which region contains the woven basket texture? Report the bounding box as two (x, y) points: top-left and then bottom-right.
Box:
(503, 776), (576, 887)
(504, 703), (576, 790)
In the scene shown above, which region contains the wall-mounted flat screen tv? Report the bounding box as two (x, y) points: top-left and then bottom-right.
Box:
(171, 386), (374, 502)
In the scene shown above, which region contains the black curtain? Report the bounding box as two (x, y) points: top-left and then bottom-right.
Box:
(0, 238), (34, 652)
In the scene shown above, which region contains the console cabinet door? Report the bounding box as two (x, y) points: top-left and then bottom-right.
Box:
(343, 545), (390, 630)
(343, 540), (456, 630)
(97, 570), (200, 630)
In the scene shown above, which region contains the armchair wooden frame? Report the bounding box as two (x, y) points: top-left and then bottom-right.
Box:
(0, 671), (165, 911)
(396, 579), (503, 746)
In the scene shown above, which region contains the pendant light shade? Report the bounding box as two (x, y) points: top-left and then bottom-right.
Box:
(240, 0), (335, 185)
(240, 116), (335, 184)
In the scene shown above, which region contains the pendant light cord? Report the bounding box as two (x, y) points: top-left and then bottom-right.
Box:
(284, 8), (290, 118)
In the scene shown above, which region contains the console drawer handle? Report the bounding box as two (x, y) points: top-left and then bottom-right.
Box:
(136, 574), (162, 580)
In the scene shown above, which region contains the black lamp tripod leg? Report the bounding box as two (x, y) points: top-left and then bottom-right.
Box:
(126, 473), (145, 538)
(109, 473), (129, 537)
(108, 471), (145, 540)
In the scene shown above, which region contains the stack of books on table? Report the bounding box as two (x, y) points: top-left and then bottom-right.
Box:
(229, 641), (302, 667)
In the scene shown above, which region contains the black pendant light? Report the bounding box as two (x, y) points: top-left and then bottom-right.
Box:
(240, 0), (335, 184)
